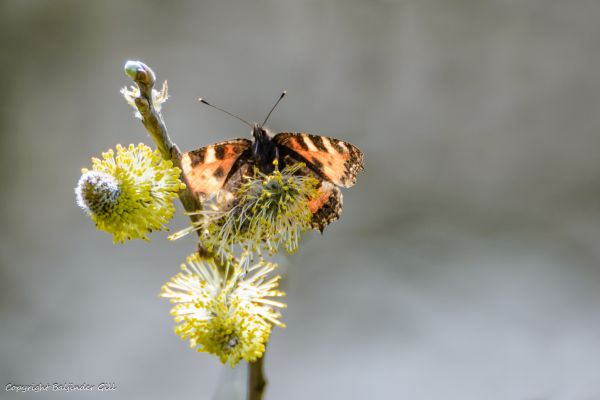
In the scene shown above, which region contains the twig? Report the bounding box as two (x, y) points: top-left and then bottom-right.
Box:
(124, 61), (201, 215)
(248, 356), (267, 400)
(123, 60), (268, 400)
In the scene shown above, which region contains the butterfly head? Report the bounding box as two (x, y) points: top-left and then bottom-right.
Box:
(252, 123), (270, 141)
(251, 124), (278, 173)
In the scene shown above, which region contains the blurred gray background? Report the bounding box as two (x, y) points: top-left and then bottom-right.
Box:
(2, 1), (600, 399)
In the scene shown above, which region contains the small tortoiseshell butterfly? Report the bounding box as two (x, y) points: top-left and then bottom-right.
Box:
(181, 92), (364, 232)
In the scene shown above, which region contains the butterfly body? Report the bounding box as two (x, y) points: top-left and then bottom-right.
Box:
(182, 122), (363, 231)
(251, 124), (279, 174)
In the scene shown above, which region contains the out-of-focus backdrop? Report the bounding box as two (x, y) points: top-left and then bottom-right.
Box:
(2, 1), (600, 399)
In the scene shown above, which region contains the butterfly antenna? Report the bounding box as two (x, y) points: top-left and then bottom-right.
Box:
(262, 90), (287, 126)
(198, 98), (253, 128)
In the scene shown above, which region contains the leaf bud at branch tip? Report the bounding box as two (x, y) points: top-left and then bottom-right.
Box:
(124, 60), (156, 86)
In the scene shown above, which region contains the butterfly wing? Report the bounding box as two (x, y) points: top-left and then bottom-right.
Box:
(273, 132), (364, 188)
(276, 150), (345, 233)
(181, 139), (252, 198)
(308, 181), (343, 232)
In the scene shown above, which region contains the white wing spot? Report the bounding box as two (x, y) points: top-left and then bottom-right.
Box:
(303, 136), (319, 152)
(322, 137), (337, 154)
(205, 147), (216, 163)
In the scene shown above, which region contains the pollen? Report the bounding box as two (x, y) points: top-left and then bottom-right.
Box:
(75, 143), (185, 243)
(171, 161), (320, 257)
(160, 253), (286, 366)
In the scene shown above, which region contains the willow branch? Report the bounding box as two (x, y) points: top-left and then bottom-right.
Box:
(123, 60), (201, 215)
(123, 60), (267, 400)
(248, 356), (267, 400)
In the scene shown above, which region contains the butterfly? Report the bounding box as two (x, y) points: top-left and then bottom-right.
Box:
(180, 92), (364, 232)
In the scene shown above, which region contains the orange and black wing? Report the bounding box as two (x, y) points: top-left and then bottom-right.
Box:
(308, 181), (343, 232)
(278, 153), (344, 233)
(181, 139), (252, 198)
(273, 132), (364, 188)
